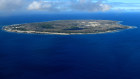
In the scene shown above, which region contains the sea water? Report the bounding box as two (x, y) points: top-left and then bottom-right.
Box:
(0, 12), (140, 79)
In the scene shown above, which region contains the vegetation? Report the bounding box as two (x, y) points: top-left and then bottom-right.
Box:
(64, 26), (84, 30)
(39, 24), (54, 29)
(3, 20), (133, 34)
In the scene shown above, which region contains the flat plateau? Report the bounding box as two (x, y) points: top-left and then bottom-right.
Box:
(3, 20), (135, 35)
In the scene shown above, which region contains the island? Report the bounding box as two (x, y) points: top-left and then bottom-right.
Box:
(3, 20), (135, 35)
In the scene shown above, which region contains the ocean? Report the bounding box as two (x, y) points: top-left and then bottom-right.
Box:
(0, 12), (140, 79)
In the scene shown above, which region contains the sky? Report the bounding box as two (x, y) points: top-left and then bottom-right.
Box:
(108, 0), (140, 3)
(0, 0), (140, 15)
(107, 0), (140, 11)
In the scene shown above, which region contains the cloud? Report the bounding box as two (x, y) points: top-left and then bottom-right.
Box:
(70, 0), (111, 12)
(27, 0), (111, 12)
(0, 0), (111, 13)
(108, 2), (140, 11)
(0, 0), (24, 11)
(1, 0), (140, 13)
(28, 1), (52, 10)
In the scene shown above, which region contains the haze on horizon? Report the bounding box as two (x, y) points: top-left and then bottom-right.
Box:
(0, 0), (140, 16)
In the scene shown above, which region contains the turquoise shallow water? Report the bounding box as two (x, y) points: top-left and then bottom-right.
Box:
(0, 13), (140, 79)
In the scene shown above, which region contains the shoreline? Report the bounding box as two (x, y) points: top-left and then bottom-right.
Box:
(3, 26), (135, 35)
(2, 19), (137, 35)
(3, 30), (118, 35)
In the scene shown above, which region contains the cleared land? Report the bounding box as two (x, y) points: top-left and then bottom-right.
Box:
(3, 20), (134, 35)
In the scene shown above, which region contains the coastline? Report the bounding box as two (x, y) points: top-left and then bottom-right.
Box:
(2, 20), (136, 35)
(3, 26), (135, 35)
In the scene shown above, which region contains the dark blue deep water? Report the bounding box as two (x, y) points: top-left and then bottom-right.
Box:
(1, 12), (140, 79)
